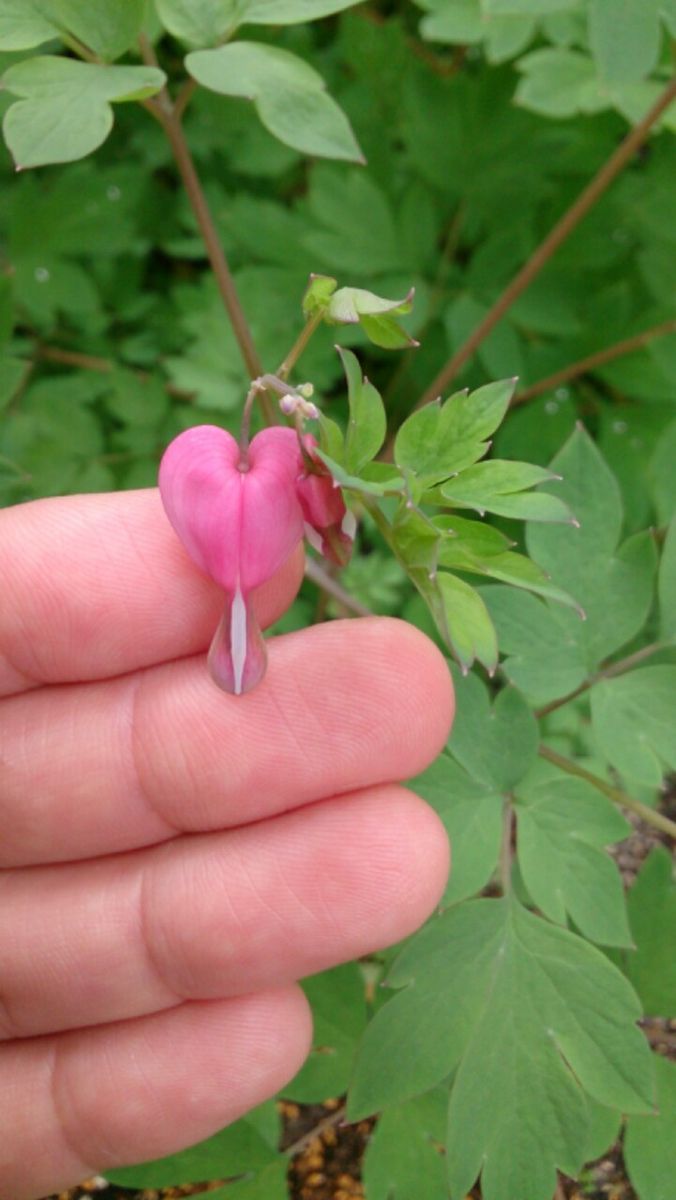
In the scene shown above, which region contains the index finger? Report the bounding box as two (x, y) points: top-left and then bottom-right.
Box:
(0, 490), (304, 697)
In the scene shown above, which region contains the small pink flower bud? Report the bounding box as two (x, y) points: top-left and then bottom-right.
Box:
(159, 425), (304, 695)
(296, 436), (354, 567)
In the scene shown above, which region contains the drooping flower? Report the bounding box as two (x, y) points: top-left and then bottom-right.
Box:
(296, 435), (355, 566)
(159, 424), (305, 695)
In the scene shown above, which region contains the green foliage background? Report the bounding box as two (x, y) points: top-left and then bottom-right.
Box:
(1, 2), (676, 1199)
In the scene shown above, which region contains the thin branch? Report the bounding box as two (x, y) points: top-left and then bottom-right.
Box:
(304, 557), (372, 617)
(283, 1104), (347, 1159)
(538, 745), (676, 840)
(277, 310), (325, 381)
(174, 76), (198, 123)
(415, 76), (676, 410)
(535, 641), (667, 719)
(35, 344), (194, 401)
(136, 38), (271, 419)
(513, 320), (676, 406)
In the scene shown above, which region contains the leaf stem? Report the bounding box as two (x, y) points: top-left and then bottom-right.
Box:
(277, 310), (325, 381)
(512, 320), (676, 407)
(535, 642), (668, 719)
(415, 76), (676, 409)
(305, 558), (372, 617)
(538, 744), (676, 840)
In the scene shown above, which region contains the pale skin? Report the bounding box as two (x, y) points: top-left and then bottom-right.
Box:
(0, 490), (454, 1200)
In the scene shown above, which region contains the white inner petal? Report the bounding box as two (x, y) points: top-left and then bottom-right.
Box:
(231, 584), (247, 696)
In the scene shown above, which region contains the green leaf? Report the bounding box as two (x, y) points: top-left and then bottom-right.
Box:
(412, 752), (503, 904)
(623, 847), (676, 1015)
(448, 669), (538, 791)
(0, 356), (28, 411)
(243, 0), (365, 24)
(441, 459), (574, 523)
(441, 546), (580, 612)
(625, 1056), (676, 1200)
(527, 428), (657, 669)
(338, 347), (386, 471)
(659, 517), (676, 641)
(394, 390), (498, 488)
(186, 43), (363, 163)
(285, 963), (367, 1102)
(349, 898), (654, 1200)
(590, 666), (676, 787)
(440, 378), (516, 443)
(2, 57), (166, 167)
(482, 586), (588, 706)
(302, 272), (336, 318)
(54, 0), (146, 60)
(155, 0), (240, 45)
(327, 286), (416, 348)
(484, 0), (578, 11)
(105, 1104), (278, 1187)
(515, 775), (633, 947)
(361, 1088), (448, 1200)
(589, 0), (661, 85)
(314, 450), (404, 497)
(434, 571), (499, 672)
(197, 1159), (289, 1200)
(0, 0), (58, 49)
(649, 419), (676, 525)
(516, 49), (605, 120)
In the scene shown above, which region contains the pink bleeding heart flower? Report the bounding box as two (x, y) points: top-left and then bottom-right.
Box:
(159, 424), (304, 695)
(296, 435), (355, 567)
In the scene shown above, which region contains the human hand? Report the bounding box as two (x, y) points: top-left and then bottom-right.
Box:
(0, 490), (453, 1200)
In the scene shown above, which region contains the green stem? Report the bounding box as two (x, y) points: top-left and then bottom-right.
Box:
(277, 310), (325, 381)
(538, 745), (676, 840)
(535, 641), (667, 719)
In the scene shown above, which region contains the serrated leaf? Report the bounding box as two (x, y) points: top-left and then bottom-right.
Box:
(285, 963), (366, 1102)
(2, 57), (166, 167)
(591, 666), (676, 788)
(338, 347), (386, 472)
(625, 1056), (676, 1200)
(441, 459), (573, 523)
(589, 0), (661, 85)
(659, 517), (676, 641)
(395, 400), (488, 487)
(482, 585), (588, 705)
(622, 847), (676, 1015)
(54, 0), (146, 60)
(527, 428), (657, 668)
(0, 0), (58, 49)
(362, 1088), (448, 1200)
(448, 668), (538, 790)
(186, 42), (363, 163)
(441, 546), (580, 611)
(441, 378), (516, 442)
(412, 752), (503, 904)
(349, 898), (654, 1200)
(515, 775), (633, 947)
(105, 1104), (279, 1187)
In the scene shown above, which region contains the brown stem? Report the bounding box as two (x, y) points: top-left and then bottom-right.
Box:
(535, 641), (667, 719)
(499, 800), (514, 894)
(35, 344), (194, 400)
(415, 76), (676, 410)
(538, 745), (676, 839)
(174, 76), (198, 122)
(136, 39), (272, 420)
(283, 1104), (347, 1159)
(513, 320), (676, 406)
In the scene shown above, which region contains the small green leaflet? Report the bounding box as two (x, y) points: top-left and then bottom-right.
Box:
(361, 1088), (448, 1200)
(242, 0), (365, 23)
(338, 347), (387, 472)
(0, 0), (58, 49)
(431, 571), (499, 672)
(155, 0), (241, 46)
(186, 42), (363, 163)
(54, 0), (146, 61)
(482, 585), (588, 706)
(327, 286), (415, 348)
(2, 57), (166, 167)
(105, 1102), (279, 1187)
(447, 667), (538, 792)
(620, 847), (676, 1015)
(412, 751), (503, 905)
(395, 379), (515, 487)
(591, 666), (676, 788)
(349, 897), (654, 1200)
(527, 427), (657, 669)
(440, 458), (573, 523)
(658, 516), (676, 640)
(589, 0), (662, 85)
(314, 449), (404, 497)
(625, 1056), (676, 1200)
(284, 963), (367, 1103)
(514, 773), (633, 947)
(516, 49), (605, 120)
